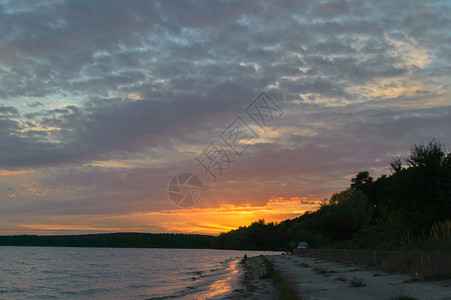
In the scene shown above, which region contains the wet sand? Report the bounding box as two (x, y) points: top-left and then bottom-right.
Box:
(226, 254), (451, 300)
(225, 255), (279, 299)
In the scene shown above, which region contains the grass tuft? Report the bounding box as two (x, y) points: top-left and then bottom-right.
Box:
(350, 276), (366, 287)
(334, 276), (347, 282)
(391, 288), (418, 300)
(313, 267), (329, 274)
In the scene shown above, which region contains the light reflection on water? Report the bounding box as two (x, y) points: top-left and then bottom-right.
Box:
(0, 246), (279, 299)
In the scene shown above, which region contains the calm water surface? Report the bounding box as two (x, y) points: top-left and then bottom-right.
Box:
(0, 246), (279, 299)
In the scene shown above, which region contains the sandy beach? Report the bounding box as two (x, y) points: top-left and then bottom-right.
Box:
(227, 254), (451, 300)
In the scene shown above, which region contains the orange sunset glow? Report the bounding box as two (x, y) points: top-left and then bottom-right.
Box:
(8, 198), (321, 235)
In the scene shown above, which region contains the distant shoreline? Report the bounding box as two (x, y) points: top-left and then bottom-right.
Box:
(0, 232), (215, 249)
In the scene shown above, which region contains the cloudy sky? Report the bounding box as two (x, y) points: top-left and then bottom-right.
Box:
(0, 0), (450, 235)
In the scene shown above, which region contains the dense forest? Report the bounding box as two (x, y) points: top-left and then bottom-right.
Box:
(214, 140), (451, 251)
(1, 141), (449, 252)
(0, 233), (213, 248)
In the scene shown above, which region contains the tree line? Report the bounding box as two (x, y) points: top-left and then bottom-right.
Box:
(214, 140), (451, 251)
(0, 233), (213, 248)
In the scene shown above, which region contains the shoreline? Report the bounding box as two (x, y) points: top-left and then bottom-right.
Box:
(226, 254), (451, 299)
(224, 255), (279, 299)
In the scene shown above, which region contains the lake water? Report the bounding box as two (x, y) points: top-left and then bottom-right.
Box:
(0, 246), (279, 299)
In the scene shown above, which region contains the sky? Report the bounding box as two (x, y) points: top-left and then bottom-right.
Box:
(0, 0), (450, 235)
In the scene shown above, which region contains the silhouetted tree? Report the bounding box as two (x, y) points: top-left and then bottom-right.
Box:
(407, 140), (449, 169)
(389, 157), (403, 173)
(318, 189), (370, 242)
(351, 171), (373, 189)
(388, 140), (451, 234)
